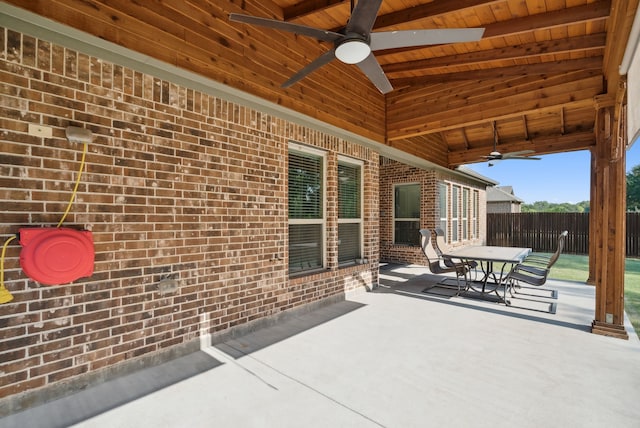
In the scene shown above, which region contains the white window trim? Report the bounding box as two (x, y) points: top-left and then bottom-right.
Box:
(337, 155), (363, 264)
(442, 181), (479, 243)
(463, 187), (469, 241)
(288, 142), (327, 272)
(451, 185), (460, 243)
(393, 182), (421, 245)
(472, 190), (479, 239)
(438, 182), (448, 243)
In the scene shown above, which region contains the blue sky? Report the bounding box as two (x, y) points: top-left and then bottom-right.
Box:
(466, 142), (640, 204)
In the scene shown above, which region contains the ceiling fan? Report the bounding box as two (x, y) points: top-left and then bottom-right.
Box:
(229, 0), (484, 94)
(482, 123), (541, 166)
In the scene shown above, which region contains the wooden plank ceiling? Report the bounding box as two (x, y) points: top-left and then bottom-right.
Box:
(5, 0), (639, 168)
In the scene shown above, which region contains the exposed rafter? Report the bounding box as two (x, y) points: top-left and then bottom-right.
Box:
(448, 131), (596, 166)
(373, 0), (503, 30)
(522, 116), (529, 141)
(376, 1), (611, 58)
(390, 57), (603, 86)
(283, 0), (345, 21)
(383, 33), (607, 76)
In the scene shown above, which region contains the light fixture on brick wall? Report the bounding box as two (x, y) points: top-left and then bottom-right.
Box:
(158, 277), (180, 295)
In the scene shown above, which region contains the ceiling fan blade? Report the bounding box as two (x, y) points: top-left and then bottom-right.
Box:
(356, 53), (393, 94)
(345, 0), (383, 34)
(370, 28), (485, 51)
(229, 13), (342, 42)
(282, 50), (337, 89)
(502, 150), (540, 160)
(502, 150), (534, 157)
(503, 156), (542, 160)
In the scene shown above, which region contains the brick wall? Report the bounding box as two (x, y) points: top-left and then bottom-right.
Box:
(0, 27), (378, 411)
(379, 158), (487, 265)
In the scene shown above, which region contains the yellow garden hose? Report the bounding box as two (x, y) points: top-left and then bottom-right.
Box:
(0, 235), (17, 304)
(57, 141), (88, 228)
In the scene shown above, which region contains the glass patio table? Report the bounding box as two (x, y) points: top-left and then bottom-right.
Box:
(442, 245), (532, 304)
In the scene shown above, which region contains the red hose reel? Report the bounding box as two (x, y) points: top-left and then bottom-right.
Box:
(19, 228), (94, 286)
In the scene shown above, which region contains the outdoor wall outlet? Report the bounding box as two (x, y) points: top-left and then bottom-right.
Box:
(28, 124), (53, 138)
(606, 313), (613, 324)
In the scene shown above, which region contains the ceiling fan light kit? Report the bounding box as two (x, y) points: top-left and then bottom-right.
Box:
(335, 39), (371, 64)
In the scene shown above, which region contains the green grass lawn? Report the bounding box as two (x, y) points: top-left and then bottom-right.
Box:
(536, 253), (640, 336)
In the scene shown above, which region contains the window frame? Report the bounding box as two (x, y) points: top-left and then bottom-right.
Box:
(393, 182), (421, 246)
(438, 182), (448, 243)
(288, 142), (327, 276)
(451, 185), (460, 242)
(337, 156), (364, 265)
(462, 187), (469, 240)
(472, 190), (479, 239)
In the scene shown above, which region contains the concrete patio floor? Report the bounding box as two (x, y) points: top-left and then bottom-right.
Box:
(1, 263), (639, 428)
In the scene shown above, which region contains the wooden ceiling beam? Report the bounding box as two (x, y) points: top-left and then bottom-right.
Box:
(283, 0), (345, 21)
(522, 116), (529, 140)
(372, 0), (502, 30)
(383, 33), (607, 76)
(376, 1), (611, 57)
(389, 71), (601, 120)
(389, 96), (596, 141)
(390, 57), (603, 86)
(603, 0), (640, 95)
(387, 74), (602, 140)
(482, 0), (611, 39)
(447, 131), (596, 166)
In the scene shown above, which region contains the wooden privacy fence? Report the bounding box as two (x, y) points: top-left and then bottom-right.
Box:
(487, 212), (640, 257)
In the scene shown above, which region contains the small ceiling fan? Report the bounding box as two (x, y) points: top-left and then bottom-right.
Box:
(482, 123), (541, 166)
(229, 0), (484, 94)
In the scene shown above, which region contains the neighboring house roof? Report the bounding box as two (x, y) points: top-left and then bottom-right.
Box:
(455, 166), (499, 186)
(487, 186), (524, 204)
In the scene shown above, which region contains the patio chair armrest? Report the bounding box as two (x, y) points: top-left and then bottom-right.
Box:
(508, 267), (550, 287)
(523, 255), (550, 266)
(443, 256), (477, 270)
(515, 263), (547, 277)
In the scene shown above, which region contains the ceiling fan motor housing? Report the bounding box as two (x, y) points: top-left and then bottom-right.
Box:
(19, 227), (95, 286)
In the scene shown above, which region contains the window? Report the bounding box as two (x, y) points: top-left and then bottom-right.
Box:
(438, 183), (448, 242)
(288, 144), (325, 274)
(451, 185), (459, 242)
(439, 182), (477, 243)
(338, 158), (362, 264)
(463, 188), (469, 240)
(394, 183), (420, 245)
(472, 190), (479, 239)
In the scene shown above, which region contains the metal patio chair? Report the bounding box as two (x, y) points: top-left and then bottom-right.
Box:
(433, 227), (478, 271)
(419, 229), (468, 295)
(507, 230), (568, 288)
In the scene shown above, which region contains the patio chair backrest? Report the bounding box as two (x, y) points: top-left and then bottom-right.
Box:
(420, 229), (467, 276)
(433, 227), (448, 256)
(547, 231), (568, 269)
(419, 229), (439, 263)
